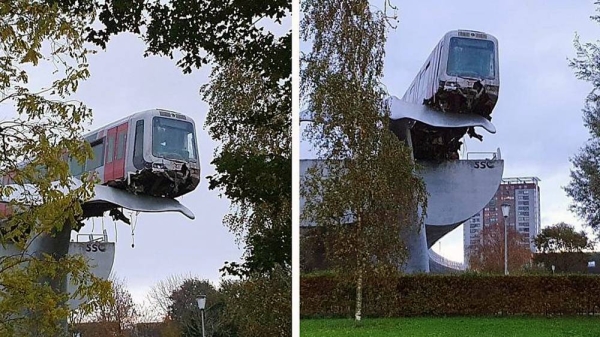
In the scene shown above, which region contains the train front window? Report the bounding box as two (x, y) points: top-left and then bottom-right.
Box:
(447, 37), (495, 79)
(152, 117), (198, 162)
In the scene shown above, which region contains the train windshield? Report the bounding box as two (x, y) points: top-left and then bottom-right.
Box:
(447, 37), (495, 79)
(152, 117), (198, 162)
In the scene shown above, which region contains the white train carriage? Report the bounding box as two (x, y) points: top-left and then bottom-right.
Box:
(68, 109), (200, 198)
(401, 30), (500, 160)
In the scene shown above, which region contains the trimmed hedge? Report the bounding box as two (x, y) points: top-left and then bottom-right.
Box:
(300, 274), (600, 318)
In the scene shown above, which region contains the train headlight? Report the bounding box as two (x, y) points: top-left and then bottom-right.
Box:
(444, 81), (458, 90)
(152, 163), (166, 169)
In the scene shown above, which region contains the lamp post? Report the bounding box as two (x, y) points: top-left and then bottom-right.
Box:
(501, 203), (511, 276)
(196, 295), (206, 337)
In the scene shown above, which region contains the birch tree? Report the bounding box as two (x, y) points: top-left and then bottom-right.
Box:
(301, 0), (427, 321)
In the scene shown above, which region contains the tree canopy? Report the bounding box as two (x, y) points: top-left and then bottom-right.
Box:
(565, 1), (600, 234)
(467, 223), (532, 274)
(534, 222), (594, 253)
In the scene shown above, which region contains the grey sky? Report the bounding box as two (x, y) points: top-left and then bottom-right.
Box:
(301, 1), (600, 262)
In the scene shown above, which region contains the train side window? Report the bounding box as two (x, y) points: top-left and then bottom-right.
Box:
(86, 140), (104, 171)
(69, 157), (84, 176)
(106, 136), (115, 163)
(133, 120), (144, 169)
(116, 131), (126, 160)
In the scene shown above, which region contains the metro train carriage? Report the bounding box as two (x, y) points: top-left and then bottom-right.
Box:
(401, 30), (499, 161)
(68, 109), (200, 198)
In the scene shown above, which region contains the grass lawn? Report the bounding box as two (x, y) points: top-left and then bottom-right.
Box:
(301, 317), (600, 337)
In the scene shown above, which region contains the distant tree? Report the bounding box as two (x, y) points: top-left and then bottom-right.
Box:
(79, 277), (137, 337)
(167, 278), (230, 337)
(565, 1), (600, 234)
(468, 223), (532, 273)
(0, 1), (112, 335)
(146, 274), (188, 319)
(532, 222), (594, 273)
(301, 0), (427, 321)
(534, 222), (595, 253)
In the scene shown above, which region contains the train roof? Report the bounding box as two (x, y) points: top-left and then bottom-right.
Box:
(444, 30), (498, 43)
(83, 109), (195, 137)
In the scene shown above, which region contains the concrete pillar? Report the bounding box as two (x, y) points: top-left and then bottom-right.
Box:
(31, 221), (72, 336)
(390, 119), (429, 273)
(401, 221), (430, 273)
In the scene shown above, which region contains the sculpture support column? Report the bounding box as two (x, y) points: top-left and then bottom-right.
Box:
(391, 120), (430, 273)
(33, 221), (72, 336)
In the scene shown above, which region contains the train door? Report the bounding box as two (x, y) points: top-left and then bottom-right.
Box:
(103, 122), (128, 182)
(104, 127), (116, 182)
(114, 123), (128, 179)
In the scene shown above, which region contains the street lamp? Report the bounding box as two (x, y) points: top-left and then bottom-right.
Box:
(501, 203), (511, 276)
(196, 295), (206, 337)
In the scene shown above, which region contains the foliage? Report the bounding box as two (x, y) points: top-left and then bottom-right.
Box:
(82, 277), (137, 336)
(301, 317), (600, 337)
(300, 227), (330, 273)
(221, 267), (291, 337)
(533, 252), (592, 273)
(146, 273), (189, 318)
(300, 274), (600, 318)
(0, 1), (113, 335)
(534, 222), (594, 253)
(202, 56), (291, 277)
(565, 1), (600, 233)
(467, 223), (533, 273)
(167, 278), (229, 337)
(82, 0), (289, 75)
(301, 0), (427, 321)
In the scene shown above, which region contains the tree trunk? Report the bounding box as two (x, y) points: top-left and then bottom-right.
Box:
(355, 213), (363, 322)
(355, 265), (363, 321)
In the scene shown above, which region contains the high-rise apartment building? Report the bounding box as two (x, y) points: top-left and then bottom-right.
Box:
(463, 177), (541, 265)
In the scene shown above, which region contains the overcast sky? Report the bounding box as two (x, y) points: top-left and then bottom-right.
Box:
(301, 1), (600, 263)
